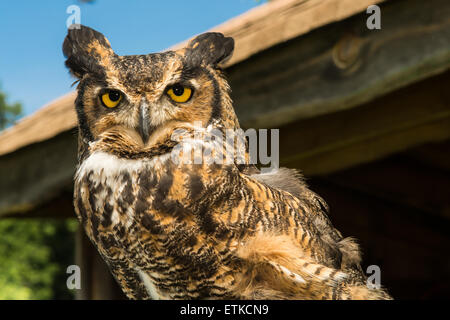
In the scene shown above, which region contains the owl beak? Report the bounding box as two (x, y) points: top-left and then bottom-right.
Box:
(138, 100), (151, 144)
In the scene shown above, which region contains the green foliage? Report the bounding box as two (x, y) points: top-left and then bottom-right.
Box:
(0, 87), (22, 130)
(0, 218), (78, 300)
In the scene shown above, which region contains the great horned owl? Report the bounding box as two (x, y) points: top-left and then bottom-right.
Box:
(64, 25), (391, 300)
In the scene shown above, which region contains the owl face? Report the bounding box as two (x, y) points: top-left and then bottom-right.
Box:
(63, 26), (238, 150)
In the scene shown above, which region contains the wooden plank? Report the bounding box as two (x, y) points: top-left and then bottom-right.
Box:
(0, 131), (78, 217)
(0, 92), (77, 156)
(279, 71), (450, 175)
(231, 0), (450, 128)
(171, 0), (386, 67)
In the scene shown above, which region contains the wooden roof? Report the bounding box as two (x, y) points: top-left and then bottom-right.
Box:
(0, 0), (385, 156)
(1, 0), (449, 217)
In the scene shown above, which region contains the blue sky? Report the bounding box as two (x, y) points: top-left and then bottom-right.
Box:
(0, 0), (263, 118)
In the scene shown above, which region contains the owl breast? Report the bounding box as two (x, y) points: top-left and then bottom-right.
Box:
(73, 150), (237, 299)
(74, 151), (173, 297)
(75, 151), (152, 230)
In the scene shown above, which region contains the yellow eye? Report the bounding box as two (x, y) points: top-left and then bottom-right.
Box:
(100, 90), (123, 108)
(167, 84), (192, 103)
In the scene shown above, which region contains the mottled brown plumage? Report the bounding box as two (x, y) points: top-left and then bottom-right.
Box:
(64, 25), (391, 300)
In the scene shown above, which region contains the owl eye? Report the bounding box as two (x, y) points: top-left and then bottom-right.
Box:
(100, 90), (123, 108)
(166, 84), (193, 103)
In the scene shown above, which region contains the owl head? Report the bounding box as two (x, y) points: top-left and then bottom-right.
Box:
(63, 25), (238, 155)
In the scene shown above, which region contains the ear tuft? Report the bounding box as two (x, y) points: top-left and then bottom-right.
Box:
(186, 32), (234, 68)
(63, 25), (113, 78)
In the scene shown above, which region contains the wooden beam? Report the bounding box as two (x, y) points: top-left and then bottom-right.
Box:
(279, 71), (450, 175)
(0, 131), (78, 217)
(231, 0), (450, 128)
(0, 92), (77, 156)
(171, 0), (386, 67)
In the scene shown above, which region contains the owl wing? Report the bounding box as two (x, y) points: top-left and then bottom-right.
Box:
(250, 167), (363, 271)
(168, 125), (361, 270)
(233, 172), (389, 299)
